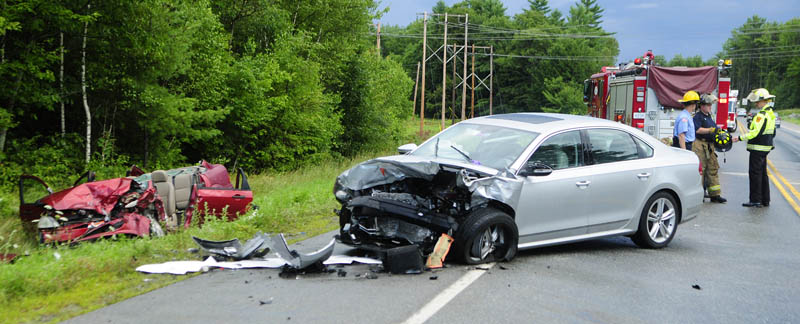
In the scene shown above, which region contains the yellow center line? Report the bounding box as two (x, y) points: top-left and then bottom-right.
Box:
(767, 168), (800, 216)
(738, 119), (800, 215)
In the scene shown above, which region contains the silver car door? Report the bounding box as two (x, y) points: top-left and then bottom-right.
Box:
(584, 128), (654, 233)
(516, 130), (590, 242)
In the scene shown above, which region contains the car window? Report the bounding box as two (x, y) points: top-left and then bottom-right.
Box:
(587, 129), (639, 164)
(632, 135), (654, 158)
(412, 123), (538, 170)
(528, 130), (583, 170)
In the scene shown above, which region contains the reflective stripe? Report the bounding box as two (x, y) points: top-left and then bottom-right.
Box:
(747, 143), (772, 151)
(708, 185), (721, 191)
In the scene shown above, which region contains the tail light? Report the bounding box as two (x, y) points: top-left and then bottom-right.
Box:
(698, 161), (703, 175)
(616, 114), (623, 122)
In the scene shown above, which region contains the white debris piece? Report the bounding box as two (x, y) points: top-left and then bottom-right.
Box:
(135, 257), (288, 275)
(323, 255), (383, 265)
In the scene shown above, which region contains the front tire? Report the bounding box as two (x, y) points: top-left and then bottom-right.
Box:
(452, 208), (518, 264)
(632, 192), (679, 248)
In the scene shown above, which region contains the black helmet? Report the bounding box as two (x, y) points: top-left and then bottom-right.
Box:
(714, 130), (732, 152)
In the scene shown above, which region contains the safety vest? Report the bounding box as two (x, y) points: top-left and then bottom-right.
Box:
(740, 107), (776, 152)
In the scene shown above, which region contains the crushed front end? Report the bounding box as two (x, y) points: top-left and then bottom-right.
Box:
(333, 156), (522, 255)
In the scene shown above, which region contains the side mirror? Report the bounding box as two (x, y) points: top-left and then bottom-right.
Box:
(398, 143), (418, 155)
(519, 161), (553, 177)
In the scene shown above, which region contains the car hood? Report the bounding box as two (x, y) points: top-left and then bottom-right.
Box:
(41, 178), (133, 215)
(336, 154), (523, 208)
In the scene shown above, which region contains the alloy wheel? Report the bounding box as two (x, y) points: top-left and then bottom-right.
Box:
(646, 197), (676, 244)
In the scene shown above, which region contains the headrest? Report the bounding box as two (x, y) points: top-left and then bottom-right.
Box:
(151, 170), (169, 182)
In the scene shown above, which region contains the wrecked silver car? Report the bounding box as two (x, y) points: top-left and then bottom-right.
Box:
(335, 113), (703, 264)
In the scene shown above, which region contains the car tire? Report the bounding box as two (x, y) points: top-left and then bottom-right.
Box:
(632, 192), (679, 249)
(452, 208), (518, 264)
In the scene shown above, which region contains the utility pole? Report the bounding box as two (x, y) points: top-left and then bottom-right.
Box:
(412, 61), (420, 119)
(376, 22), (381, 55)
(420, 12), (427, 137)
(471, 44), (475, 119)
(451, 51), (456, 125)
(440, 14), (447, 131)
(489, 46), (493, 115)
(461, 14), (468, 120)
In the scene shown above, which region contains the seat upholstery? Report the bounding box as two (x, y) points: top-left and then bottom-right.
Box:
(173, 173), (192, 210)
(151, 170), (176, 218)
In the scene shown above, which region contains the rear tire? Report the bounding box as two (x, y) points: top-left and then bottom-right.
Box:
(452, 208), (518, 264)
(632, 192), (679, 249)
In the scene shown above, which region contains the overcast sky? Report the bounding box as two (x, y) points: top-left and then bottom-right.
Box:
(376, 0), (799, 64)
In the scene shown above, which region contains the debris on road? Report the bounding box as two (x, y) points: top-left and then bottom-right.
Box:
(136, 257), (288, 275)
(692, 284), (702, 290)
(385, 245), (424, 274)
(192, 232), (270, 260)
(269, 233), (335, 270)
(425, 234), (453, 269)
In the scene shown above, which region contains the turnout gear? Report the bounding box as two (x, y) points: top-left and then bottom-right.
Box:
(692, 109), (724, 201)
(679, 90), (700, 104)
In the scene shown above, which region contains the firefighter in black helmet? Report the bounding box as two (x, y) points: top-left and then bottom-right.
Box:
(732, 88), (777, 207)
(693, 93), (726, 203)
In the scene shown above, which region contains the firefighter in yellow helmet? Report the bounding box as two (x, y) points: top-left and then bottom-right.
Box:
(732, 88), (777, 207)
(673, 90), (699, 150)
(693, 93), (726, 203)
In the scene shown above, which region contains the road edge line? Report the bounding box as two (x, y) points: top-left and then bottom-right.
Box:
(402, 263), (495, 324)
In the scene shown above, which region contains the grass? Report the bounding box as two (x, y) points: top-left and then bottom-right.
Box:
(778, 108), (800, 125)
(0, 117), (441, 323)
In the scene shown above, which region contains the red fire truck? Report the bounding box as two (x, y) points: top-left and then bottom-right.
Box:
(583, 51), (733, 141)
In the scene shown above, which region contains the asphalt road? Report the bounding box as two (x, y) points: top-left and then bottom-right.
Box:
(66, 118), (800, 324)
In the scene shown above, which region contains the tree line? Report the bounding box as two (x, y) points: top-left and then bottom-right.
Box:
(0, 0), (412, 187)
(1, 0), (796, 189)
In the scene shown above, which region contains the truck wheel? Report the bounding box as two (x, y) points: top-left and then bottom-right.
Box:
(452, 208), (518, 264)
(632, 192), (679, 248)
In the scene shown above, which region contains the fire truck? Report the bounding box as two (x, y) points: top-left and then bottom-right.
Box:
(583, 51), (733, 141)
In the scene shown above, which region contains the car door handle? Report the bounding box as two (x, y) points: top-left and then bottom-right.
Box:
(637, 172), (651, 180)
(232, 194), (246, 199)
(575, 180), (591, 188)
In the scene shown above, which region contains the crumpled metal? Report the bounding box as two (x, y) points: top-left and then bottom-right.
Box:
(337, 155), (523, 209)
(269, 233), (335, 270)
(192, 232), (270, 260)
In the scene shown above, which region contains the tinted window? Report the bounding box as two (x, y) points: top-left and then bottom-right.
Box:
(587, 129), (639, 164)
(632, 135), (654, 158)
(529, 131), (583, 170)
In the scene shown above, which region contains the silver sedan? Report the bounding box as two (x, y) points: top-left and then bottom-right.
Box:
(334, 113), (703, 264)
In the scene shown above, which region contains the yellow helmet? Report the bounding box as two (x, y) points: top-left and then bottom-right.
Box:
(678, 90), (700, 104)
(746, 88), (775, 102)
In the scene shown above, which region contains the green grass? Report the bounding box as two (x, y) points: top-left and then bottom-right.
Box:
(778, 108), (800, 125)
(0, 117), (441, 323)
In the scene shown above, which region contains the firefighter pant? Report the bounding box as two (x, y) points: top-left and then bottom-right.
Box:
(692, 139), (721, 197)
(748, 151), (770, 204)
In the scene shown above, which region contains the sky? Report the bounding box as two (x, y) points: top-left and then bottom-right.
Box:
(376, 0), (799, 64)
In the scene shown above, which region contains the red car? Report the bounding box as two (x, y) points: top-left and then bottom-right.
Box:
(19, 161), (253, 243)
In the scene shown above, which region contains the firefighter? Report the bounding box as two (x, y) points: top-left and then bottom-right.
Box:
(732, 88), (777, 207)
(673, 90), (698, 150)
(693, 94), (726, 203)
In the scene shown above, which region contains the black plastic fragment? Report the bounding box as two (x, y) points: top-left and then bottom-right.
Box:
(692, 284), (702, 290)
(385, 245), (424, 274)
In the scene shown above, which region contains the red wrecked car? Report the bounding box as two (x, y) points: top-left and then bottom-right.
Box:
(19, 161), (253, 243)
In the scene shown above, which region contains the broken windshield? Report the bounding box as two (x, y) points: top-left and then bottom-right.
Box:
(412, 123), (539, 170)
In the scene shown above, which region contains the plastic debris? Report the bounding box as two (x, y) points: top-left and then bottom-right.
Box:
(385, 245), (424, 274)
(425, 233), (454, 269)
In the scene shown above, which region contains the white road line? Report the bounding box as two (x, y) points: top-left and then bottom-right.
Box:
(721, 172), (749, 177)
(402, 263), (495, 324)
